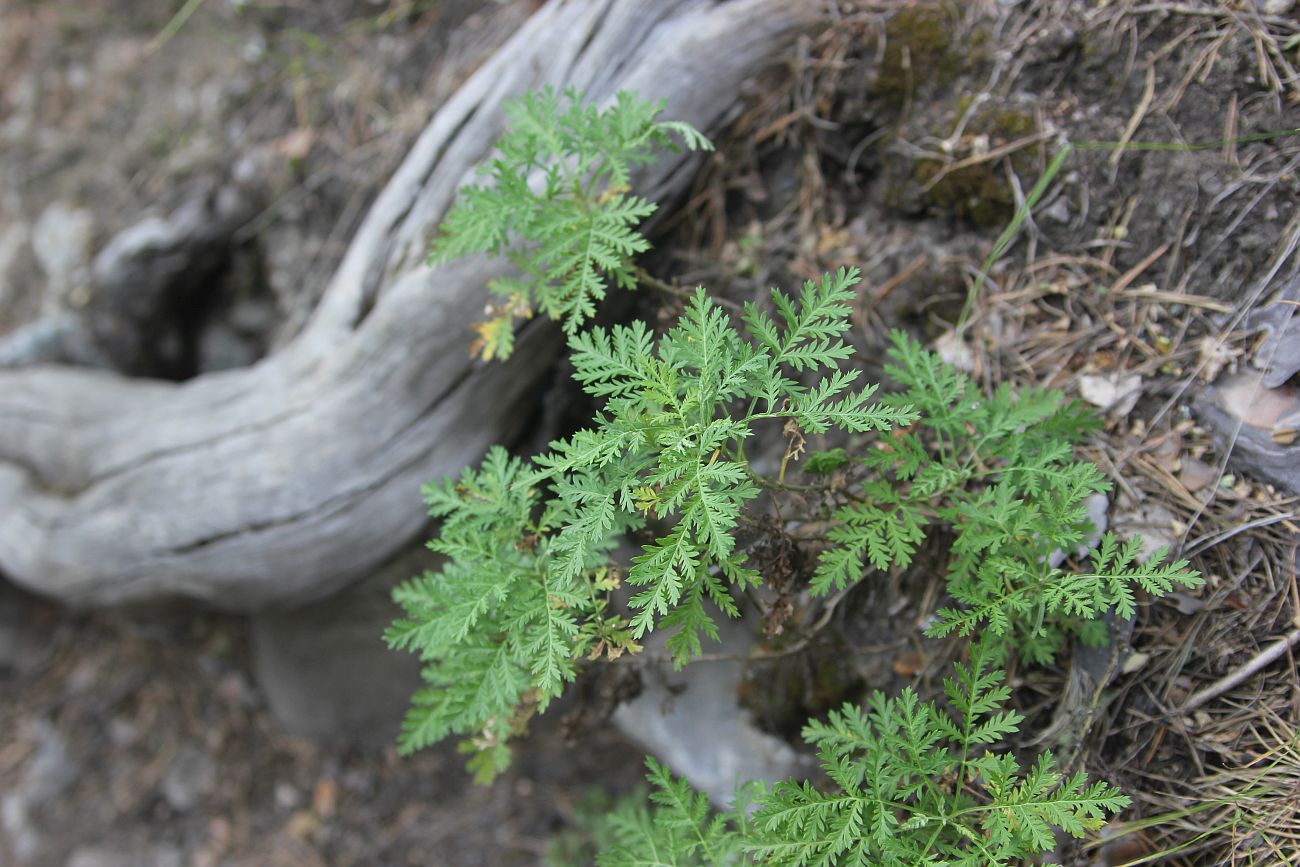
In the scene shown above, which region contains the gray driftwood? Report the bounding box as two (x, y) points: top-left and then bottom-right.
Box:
(0, 0), (818, 609)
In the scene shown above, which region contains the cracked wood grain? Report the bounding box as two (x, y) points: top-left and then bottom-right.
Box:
(0, 0), (819, 608)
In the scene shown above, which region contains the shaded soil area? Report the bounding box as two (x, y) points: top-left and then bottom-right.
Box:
(4, 1), (1300, 865)
(0, 591), (647, 867)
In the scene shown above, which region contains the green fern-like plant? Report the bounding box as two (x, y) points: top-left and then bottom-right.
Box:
(578, 641), (1129, 867)
(811, 331), (1201, 664)
(531, 269), (915, 662)
(428, 87), (711, 358)
(594, 757), (748, 867)
(383, 447), (609, 777)
(387, 268), (915, 770)
(396, 86), (1202, 858)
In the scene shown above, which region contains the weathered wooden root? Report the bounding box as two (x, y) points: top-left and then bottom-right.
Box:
(0, 0), (818, 609)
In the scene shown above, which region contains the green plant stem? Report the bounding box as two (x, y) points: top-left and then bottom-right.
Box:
(148, 0), (208, 54)
(957, 143), (1072, 338)
(636, 266), (744, 312)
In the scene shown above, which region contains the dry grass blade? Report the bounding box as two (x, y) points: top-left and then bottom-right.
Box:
(1109, 65), (1157, 176)
(919, 129), (1053, 193)
(1128, 709), (1300, 866)
(1118, 286), (1232, 314)
(1109, 242), (1169, 295)
(957, 144), (1073, 337)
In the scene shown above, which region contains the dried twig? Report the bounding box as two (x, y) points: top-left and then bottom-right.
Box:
(919, 130), (1053, 193)
(637, 266), (743, 312)
(1179, 626), (1300, 713)
(868, 253), (928, 301)
(1119, 285), (1232, 313)
(1109, 242), (1169, 294)
(1108, 65), (1156, 177)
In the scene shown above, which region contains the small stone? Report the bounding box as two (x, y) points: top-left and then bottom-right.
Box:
(1178, 456), (1217, 493)
(31, 202), (95, 305)
(196, 321), (259, 372)
(1111, 501), (1179, 562)
(1049, 492), (1109, 568)
(0, 720), (80, 862)
(1257, 0), (1295, 15)
(1167, 592), (1205, 615)
(241, 33), (268, 64)
(933, 331), (975, 372)
(23, 721), (79, 805)
(67, 846), (183, 867)
(1079, 373), (1142, 414)
(108, 717), (140, 748)
(1121, 652), (1150, 674)
(160, 745), (215, 813)
(1042, 198), (1071, 223)
(2, 793), (39, 863)
(275, 781), (300, 810)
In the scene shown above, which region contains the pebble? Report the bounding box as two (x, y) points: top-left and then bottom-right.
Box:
(1, 721), (81, 864)
(1048, 492), (1110, 568)
(1042, 198), (1071, 224)
(1, 793), (39, 863)
(66, 845), (183, 867)
(160, 746), (216, 813)
(23, 720), (79, 805)
(30, 202), (94, 306)
(1257, 0), (1295, 15)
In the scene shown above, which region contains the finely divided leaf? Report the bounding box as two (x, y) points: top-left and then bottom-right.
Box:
(428, 87), (711, 358)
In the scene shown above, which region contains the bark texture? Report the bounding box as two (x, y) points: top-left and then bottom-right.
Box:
(0, 0), (818, 609)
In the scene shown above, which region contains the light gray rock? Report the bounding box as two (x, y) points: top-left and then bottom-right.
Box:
(20, 720), (79, 806)
(1245, 273), (1300, 388)
(66, 845), (183, 867)
(196, 320), (261, 373)
(613, 617), (805, 808)
(31, 202), (94, 307)
(159, 745), (216, 812)
(1048, 492), (1109, 568)
(1257, 0), (1295, 15)
(1, 720), (82, 864)
(1, 792), (39, 864)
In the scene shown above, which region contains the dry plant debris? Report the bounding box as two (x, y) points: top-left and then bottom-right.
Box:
(3, 0), (1300, 864)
